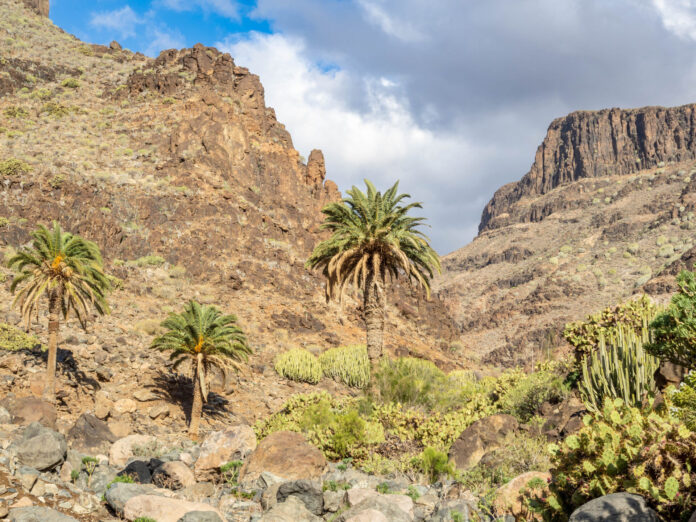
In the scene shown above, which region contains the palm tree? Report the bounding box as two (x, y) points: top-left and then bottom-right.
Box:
(8, 222), (111, 401)
(151, 301), (252, 439)
(307, 180), (440, 366)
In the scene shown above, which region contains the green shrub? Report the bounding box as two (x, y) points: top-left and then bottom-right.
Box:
(375, 357), (450, 410)
(0, 323), (39, 351)
(331, 409), (367, 458)
(274, 348), (322, 384)
(127, 255), (166, 267)
(536, 399), (696, 521)
(61, 78), (79, 88)
(4, 106), (28, 118)
(319, 345), (370, 388)
(413, 447), (454, 483)
(41, 102), (71, 118)
(220, 460), (242, 485)
(106, 474), (135, 489)
(134, 518), (157, 522)
(0, 159), (32, 177)
(671, 372), (696, 429)
(0, 217), (8, 228)
(499, 369), (569, 422)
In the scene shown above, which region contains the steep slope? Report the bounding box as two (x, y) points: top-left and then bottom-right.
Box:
(0, 0), (458, 429)
(437, 104), (696, 368)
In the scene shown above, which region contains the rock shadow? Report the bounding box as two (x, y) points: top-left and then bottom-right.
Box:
(150, 370), (231, 425)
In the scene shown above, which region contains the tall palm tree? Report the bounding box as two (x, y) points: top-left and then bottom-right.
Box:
(151, 301), (252, 439)
(307, 180), (440, 366)
(8, 222), (111, 401)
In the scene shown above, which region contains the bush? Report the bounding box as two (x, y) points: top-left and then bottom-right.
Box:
(671, 371), (696, 430)
(0, 323), (39, 351)
(4, 106), (28, 118)
(413, 447), (454, 483)
(275, 348), (322, 384)
(319, 345), (370, 388)
(127, 255), (166, 267)
(61, 78), (79, 88)
(536, 399), (696, 521)
(0, 159), (32, 177)
(499, 369), (569, 422)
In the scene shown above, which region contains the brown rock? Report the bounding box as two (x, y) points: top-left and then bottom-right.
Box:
(494, 471), (550, 517)
(67, 413), (117, 454)
(194, 425), (257, 478)
(1, 396), (56, 428)
(108, 420), (132, 438)
(22, 0), (49, 17)
(152, 461), (196, 490)
(123, 495), (225, 522)
(239, 431), (327, 483)
(449, 414), (519, 470)
(109, 40), (122, 50)
(113, 398), (138, 414)
(655, 360), (688, 389)
(109, 434), (155, 467)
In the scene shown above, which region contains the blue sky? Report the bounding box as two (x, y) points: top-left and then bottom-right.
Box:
(46, 1), (696, 254)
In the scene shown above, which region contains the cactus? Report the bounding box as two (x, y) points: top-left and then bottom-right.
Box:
(579, 325), (659, 411)
(274, 348), (322, 384)
(318, 345), (370, 388)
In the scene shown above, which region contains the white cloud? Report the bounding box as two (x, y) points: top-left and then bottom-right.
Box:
(651, 0), (696, 40)
(159, 0), (240, 19)
(145, 28), (186, 57)
(218, 32), (476, 252)
(357, 0), (425, 42)
(90, 5), (141, 39)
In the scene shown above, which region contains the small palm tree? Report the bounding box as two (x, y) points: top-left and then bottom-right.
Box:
(307, 180), (440, 366)
(8, 222), (111, 401)
(151, 301), (252, 439)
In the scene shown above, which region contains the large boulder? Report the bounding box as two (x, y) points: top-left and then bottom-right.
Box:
(569, 493), (658, 521)
(194, 425), (257, 478)
(152, 461), (196, 490)
(8, 506), (76, 521)
(239, 431), (327, 484)
(276, 479), (323, 515)
(1, 397), (56, 428)
(494, 471), (551, 517)
(67, 413), (117, 454)
(109, 434), (156, 467)
(338, 493), (414, 522)
(15, 422), (67, 471)
(104, 482), (154, 515)
(123, 495), (225, 522)
(449, 414), (518, 470)
(177, 512), (224, 522)
(259, 496), (322, 522)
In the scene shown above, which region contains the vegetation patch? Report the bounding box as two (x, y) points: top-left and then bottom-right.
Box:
(0, 158), (32, 177)
(275, 348), (322, 384)
(0, 323), (39, 351)
(319, 345), (370, 388)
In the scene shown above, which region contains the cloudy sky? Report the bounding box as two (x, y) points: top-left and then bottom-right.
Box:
(52, 0), (696, 254)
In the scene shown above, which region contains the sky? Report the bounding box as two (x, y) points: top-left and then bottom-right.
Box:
(51, 0), (696, 254)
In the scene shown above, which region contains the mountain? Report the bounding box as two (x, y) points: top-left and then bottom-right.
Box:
(0, 0), (458, 426)
(436, 104), (696, 367)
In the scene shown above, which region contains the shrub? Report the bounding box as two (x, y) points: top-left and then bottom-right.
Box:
(580, 325), (658, 411)
(671, 371), (696, 430)
(0, 217), (8, 228)
(319, 345), (370, 388)
(0, 323), (39, 351)
(106, 474), (135, 489)
(537, 399), (696, 520)
(274, 348), (322, 384)
(331, 409), (367, 458)
(413, 447), (454, 483)
(499, 369), (569, 422)
(375, 357), (449, 410)
(0, 159), (32, 177)
(61, 78), (79, 88)
(4, 106), (28, 118)
(127, 255), (166, 267)
(41, 102), (71, 118)
(220, 460), (242, 485)
(647, 270), (696, 370)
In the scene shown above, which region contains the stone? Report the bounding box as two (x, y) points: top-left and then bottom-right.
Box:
(67, 413), (117, 454)
(276, 479), (323, 515)
(655, 361), (688, 389)
(149, 404), (170, 419)
(177, 511), (224, 522)
(323, 490), (343, 512)
(0, 406), (11, 423)
(259, 496), (321, 522)
(134, 389), (159, 402)
(94, 391), (112, 420)
(194, 425), (257, 478)
(239, 431), (326, 483)
(541, 397), (586, 440)
(104, 482), (153, 515)
(152, 461), (196, 490)
(122, 459), (154, 484)
(449, 414), (518, 470)
(109, 40), (122, 50)
(343, 510), (389, 522)
(338, 494), (413, 522)
(494, 471), (551, 517)
(113, 398), (137, 414)
(569, 493), (658, 521)
(10, 498), (32, 509)
(108, 420), (132, 438)
(109, 434), (155, 467)
(1, 397), (56, 428)
(8, 506), (77, 521)
(15, 422), (67, 471)
(123, 495), (225, 522)
(16, 466), (39, 490)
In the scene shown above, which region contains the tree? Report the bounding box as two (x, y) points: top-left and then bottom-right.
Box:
(646, 270), (696, 370)
(151, 301), (252, 439)
(8, 222), (111, 401)
(306, 180), (440, 366)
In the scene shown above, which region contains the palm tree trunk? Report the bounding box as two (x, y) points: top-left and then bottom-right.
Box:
(364, 272), (385, 368)
(189, 355), (204, 440)
(44, 289), (60, 402)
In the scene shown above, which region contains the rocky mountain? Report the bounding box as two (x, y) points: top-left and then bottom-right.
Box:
(0, 0), (457, 429)
(437, 104), (696, 367)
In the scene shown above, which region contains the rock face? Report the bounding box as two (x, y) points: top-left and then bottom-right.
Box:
(240, 431), (327, 483)
(569, 493), (658, 521)
(449, 414), (518, 470)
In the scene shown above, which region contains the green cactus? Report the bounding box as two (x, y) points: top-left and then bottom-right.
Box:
(318, 345), (370, 388)
(579, 325), (659, 412)
(274, 348), (322, 384)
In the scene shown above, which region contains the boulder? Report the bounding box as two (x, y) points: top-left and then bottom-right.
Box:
(259, 496), (322, 522)
(239, 431), (326, 483)
(494, 471), (551, 517)
(177, 512), (224, 522)
(343, 510), (389, 522)
(1, 397), (56, 428)
(338, 494), (413, 522)
(569, 493), (658, 521)
(541, 397), (586, 440)
(0, 406), (11, 424)
(123, 495), (225, 522)
(449, 414), (518, 470)
(194, 425), (257, 478)
(276, 479), (323, 515)
(113, 398), (137, 415)
(104, 482), (153, 515)
(67, 413), (117, 454)
(152, 461), (196, 490)
(655, 361), (688, 389)
(109, 434), (155, 467)
(15, 422), (67, 471)
(8, 506), (77, 521)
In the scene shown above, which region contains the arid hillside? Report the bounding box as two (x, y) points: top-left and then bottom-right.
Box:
(437, 104), (696, 368)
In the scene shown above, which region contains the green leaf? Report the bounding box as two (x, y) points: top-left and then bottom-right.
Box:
(638, 477), (651, 491)
(566, 435), (580, 450)
(582, 460), (596, 474)
(664, 476), (679, 500)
